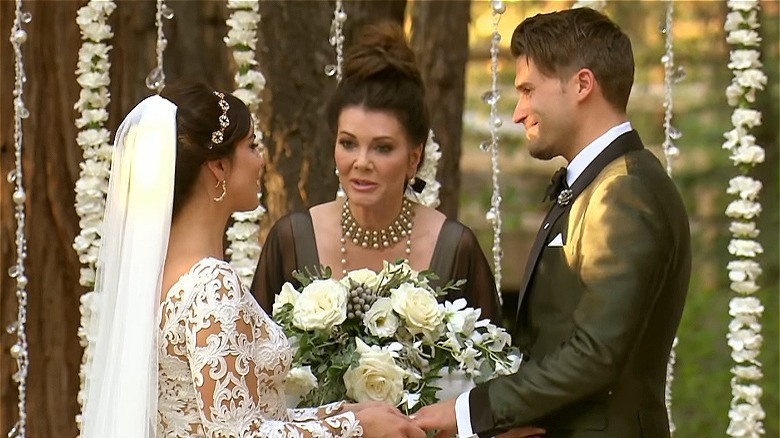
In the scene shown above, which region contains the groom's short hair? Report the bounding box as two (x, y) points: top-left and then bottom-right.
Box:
(511, 7), (634, 112)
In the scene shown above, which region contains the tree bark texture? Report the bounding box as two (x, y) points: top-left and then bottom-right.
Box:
(410, 0), (470, 218)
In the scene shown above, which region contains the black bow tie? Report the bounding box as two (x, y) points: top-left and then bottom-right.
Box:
(543, 167), (569, 203)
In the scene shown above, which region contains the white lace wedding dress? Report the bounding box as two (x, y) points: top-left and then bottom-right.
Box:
(157, 257), (363, 437)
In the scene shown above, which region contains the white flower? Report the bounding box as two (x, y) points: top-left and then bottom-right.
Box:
(454, 344), (482, 374)
(731, 108), (762, 129)
(76, 128), (111, 148)
(727, 0), (759, 12)
(363, 298), (400, 338)
(228, 0), (260, 11)
(380, 260), (427, 285)
(484, 324), (512, 352)
(391, 283), (444, 340)
(343, 338), (405, 404)
(725, 200), (762, 219)
(235, 69), (266, 90)
(732, 365), (763, 380)
(731, 280), (760, 294)
(728, 49), (762, 70)
(76, 108), (109, 128)
(400, 391), (422, 410)
(731, 145), (765, 165)
(77, 72), (111, 90)
(81, 22), (114, 41)
(285, 366), (318, 396)
(78, 42), (111, 61)
(728, 239), (763, 257)
(722, 128), (744, 150)
(342, 268), (381, 290)
(727, 402), (766, 436)
(727, 176), (762, 200)
(729, 297), (764, 317)
(727, 29), (761, 46)
(730, 221), (760, 238)
(232, 50), (257, 66)
(224, 29), (258, 50)
(725, 82), (744, 106)
(443, 299), (480, 335)
(75, 88), (111, 111)
(728, 259), (763, 282)
(227, 10), (260, 29)
(272, 282), (301, 317)
(292, 279), (348, 330)
(735, 69), (768, 91)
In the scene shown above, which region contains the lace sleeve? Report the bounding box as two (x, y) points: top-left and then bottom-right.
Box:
(288, 402), (346, 421)
(184, 262), (363, 438)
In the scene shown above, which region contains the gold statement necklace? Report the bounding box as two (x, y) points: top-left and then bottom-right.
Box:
(339, 197), (415, 275)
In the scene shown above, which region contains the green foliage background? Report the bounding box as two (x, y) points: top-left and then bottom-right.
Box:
(459, 1), (779, 436)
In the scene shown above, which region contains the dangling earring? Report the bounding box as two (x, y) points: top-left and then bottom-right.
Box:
(408, 176), (416, 186)
(336, 168), (345, 198)
(213, 180), (227, 202)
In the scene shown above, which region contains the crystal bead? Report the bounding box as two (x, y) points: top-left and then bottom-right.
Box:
(479, 140), (492, 152)
(16, 275), (27, 288)
(12, 189), (26, 204)
(8, 421), (19, 438)
(336, 11), (347, 22)
(324, 64), (338, 77)
(145, 66), (165, 91)
(6, 321), (19, 334)
(493, 117), (503, 128)
(491, 0), (506, 14)
(10, 29), (27, 44)
(18, 107), (29, 119)
(21, 12), (32, 23)
(157, 37), (168, 51)
(665, 145), (680, 158)
(7, 169), (17, 183)
(161, 5), (175, 19)
(669, 126), (682, 140)
(660, 54), (671, 65)
(486, 209), (497, 223)
(8, 265), (20, 278)
(658, 22), (667, 34)
(481, 90), (500, 105)
(672, 66), (687, 83)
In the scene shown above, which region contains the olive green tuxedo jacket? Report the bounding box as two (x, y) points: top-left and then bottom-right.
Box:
(470, 131), (691, 437)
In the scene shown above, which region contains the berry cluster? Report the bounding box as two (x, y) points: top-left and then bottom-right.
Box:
(347, 286), (377, 319)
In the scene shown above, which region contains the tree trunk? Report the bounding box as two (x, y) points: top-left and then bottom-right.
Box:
(256, 0), (405, 236)
(410, 0), (470, 218)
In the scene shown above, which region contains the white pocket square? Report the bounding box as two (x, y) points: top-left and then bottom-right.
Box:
(547, 233), (565, 247)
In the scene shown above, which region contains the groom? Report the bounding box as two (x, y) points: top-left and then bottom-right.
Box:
(414, 7), (691, 438)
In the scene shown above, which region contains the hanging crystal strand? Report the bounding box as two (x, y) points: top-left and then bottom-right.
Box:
(329, 0), (347, 197)
(146, 0), (172, 92)
(659, 2), (681, 435)
(481, 0), (505, 303)
(8, 1), (30, 437)
(325, 0), (347, 82)
(660, 0), (681, 177)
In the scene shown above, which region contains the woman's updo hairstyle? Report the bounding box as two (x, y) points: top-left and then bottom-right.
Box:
(328, 21), (430, 158)
(160, 81), (252, 217)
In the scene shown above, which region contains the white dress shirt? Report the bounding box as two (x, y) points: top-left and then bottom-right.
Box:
(453, 121), (634, 438)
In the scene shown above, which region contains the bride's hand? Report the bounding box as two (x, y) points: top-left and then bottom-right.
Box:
(496, 426), (546, 437)
(355, 404), (425, 438)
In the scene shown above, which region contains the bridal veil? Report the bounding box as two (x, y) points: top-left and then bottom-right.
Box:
(81, 95), (177, 438)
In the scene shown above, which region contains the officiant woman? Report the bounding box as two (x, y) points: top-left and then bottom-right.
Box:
(251, 21), (501, 323)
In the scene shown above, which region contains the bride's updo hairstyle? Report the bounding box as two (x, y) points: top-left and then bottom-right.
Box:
(160, 81), (252, 217)
(327, 21), (430, 166)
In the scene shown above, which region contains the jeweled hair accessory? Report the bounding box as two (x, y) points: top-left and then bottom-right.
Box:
(210, 91), (230, 147)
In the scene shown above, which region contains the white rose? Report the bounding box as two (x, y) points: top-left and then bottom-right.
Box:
(343, 339), (405, 404)
(390, 283), (444, 340)
(273, 282), (301, 317)
(292, 279), (348, 330)
(363, 298), (399, 338)
(285, 366), (318, 396)
(342, 268), (381, 290)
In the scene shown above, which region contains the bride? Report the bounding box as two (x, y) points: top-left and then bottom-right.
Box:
(79, 81), (424, 438)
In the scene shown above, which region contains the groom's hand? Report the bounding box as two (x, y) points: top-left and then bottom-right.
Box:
(411, 399), (457, 438)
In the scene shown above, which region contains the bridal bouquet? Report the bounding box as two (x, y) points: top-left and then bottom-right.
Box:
(272, 261), (523, 412)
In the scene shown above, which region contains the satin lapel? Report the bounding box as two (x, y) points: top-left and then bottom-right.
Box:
(515, 130), (644, 319)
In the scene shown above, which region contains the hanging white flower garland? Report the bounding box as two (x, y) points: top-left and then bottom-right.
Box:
(71, 1), (116, 434)
(722, 1), (768, 437)
(224, 0), (265, 287)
